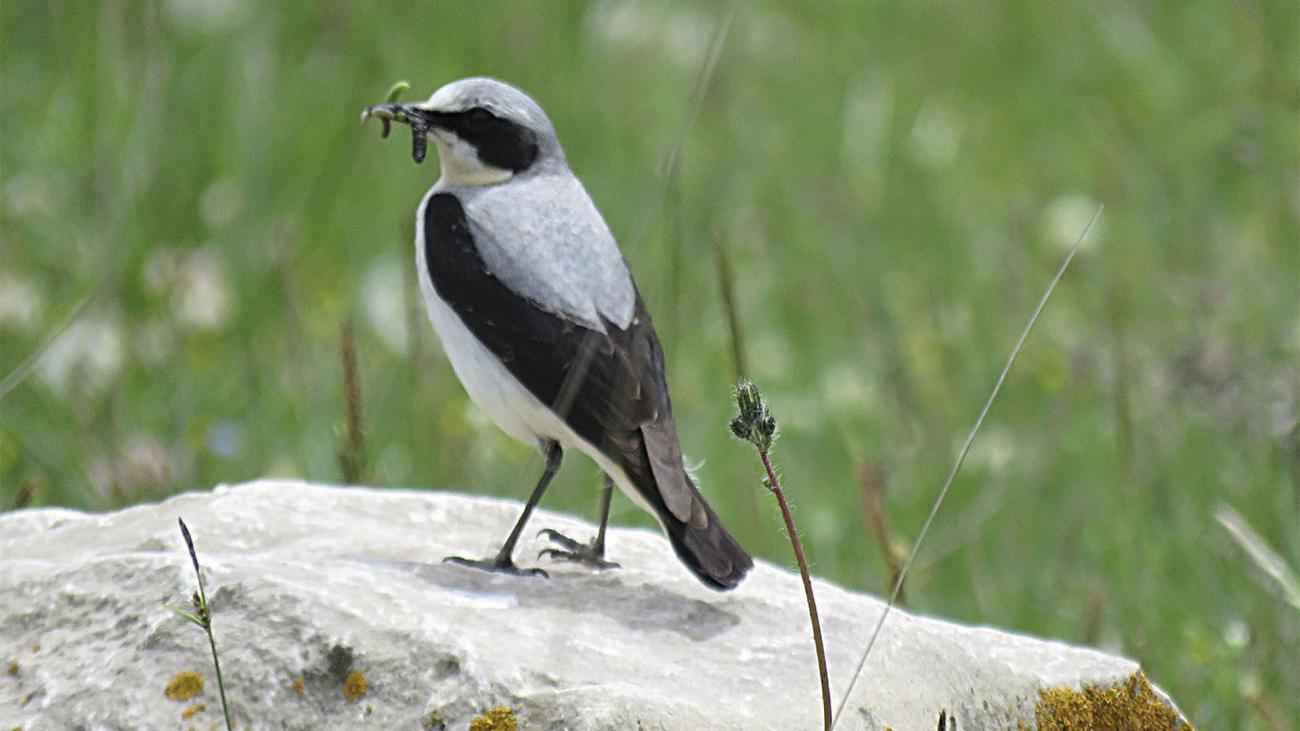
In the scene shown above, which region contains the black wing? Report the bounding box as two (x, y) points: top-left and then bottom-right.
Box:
(422, 192), (751, 589)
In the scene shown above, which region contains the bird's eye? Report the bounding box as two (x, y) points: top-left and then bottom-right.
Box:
(465, 108), (493, 129)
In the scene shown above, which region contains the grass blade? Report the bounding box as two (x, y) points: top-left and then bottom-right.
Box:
(0, 293), (95, 399)
(831, 205), (1102, 727)
(1215, 503), (1300, 612)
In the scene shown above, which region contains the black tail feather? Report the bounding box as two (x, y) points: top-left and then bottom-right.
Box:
(664, 490), (753, 591)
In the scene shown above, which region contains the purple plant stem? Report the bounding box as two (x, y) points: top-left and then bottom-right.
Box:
(760, 449), (832, 730)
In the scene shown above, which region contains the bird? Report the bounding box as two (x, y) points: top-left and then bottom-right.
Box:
(362, 77), (752, 590)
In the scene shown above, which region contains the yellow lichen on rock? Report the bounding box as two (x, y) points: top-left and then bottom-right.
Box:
(6, 661), (17, 676)
(469, 705), (518, 731)
(165, 670), (205, 701)
(181, 702), (206, 719)
(1035, 672), (1190, 730)
(342, 670), (368, 703)
(291, 677), (305, 697)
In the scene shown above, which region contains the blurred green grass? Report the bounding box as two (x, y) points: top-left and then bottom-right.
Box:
(2, 1), (1297, 726)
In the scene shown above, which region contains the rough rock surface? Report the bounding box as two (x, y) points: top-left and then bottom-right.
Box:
(1, 481), (1186, 729)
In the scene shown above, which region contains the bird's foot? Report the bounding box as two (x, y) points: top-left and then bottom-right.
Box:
(443, 554), (548, 579)
(537, 529), (621, 571)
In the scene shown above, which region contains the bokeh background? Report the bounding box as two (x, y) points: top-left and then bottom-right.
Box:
(2, 1), (1297, 725)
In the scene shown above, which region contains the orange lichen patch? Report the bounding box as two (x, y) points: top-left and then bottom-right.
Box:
(291, 677), (305, 697)
(342, 670), (368, 703)
(164, 670), (205, 701)
(469, 705), (518, 731)
(181, 703), (206, 719)
(6, 661), (17, 676)
(1035, 672), (1191, 730)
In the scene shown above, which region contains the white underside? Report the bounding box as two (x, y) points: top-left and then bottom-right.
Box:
(414, 189), (654, 515)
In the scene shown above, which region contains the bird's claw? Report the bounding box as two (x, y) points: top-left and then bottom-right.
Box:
(443, 554), (549, 579)
(537, 529), (620, 571)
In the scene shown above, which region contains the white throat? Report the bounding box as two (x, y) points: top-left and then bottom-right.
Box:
(432, 132), (513, 188)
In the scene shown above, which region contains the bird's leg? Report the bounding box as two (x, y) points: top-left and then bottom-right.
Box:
(538, 474), (621, 571)
(444, 441), (563, 578)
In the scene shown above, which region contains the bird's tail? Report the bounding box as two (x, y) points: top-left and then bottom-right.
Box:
(662, 476), (753, 591)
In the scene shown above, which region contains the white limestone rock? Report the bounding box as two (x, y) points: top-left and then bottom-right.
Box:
(0, 481), (1187, 729)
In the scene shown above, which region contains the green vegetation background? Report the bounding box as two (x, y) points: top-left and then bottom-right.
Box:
(2, 1), (1297, 726)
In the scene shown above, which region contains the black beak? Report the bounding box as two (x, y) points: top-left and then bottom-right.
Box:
(361, 103), (449, 164)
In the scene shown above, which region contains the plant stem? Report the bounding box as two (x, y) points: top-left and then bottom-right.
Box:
(712, 231), (749, 382)
(338, 319), (366, 484)
(0, 292), (95, 399)
(856, 460), (905, 602)
(207, 620), (233, 731)
(760, 449), (832, 731)
(179, 518), (233, 731)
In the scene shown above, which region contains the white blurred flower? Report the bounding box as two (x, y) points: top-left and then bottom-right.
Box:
(378, 443), (413, 485)
(1237, 669), (1261, 698)
(1041, 194), (1103, 252)
(587, 0), (658, 48)
(124, 435), (177, 485)
(144, 247), (232, 331)
(841, 70), (895, 195)
(585, 0), (713, 71)
(200, 177), (243, 228)
(362, 258), (408, 354)
(0, 272), (45, 333)
(165, 0), (247, 31)
(1222, 618), (1249, 649)
(38, 312), (124, 396)
(908, 97), (963, 170)
(3, 175), (54, 218)
(264, 455), (300, 479)
(820, 360), (880, 417)
(750, 332), (792, 381)
(88, 433), (181, 499)
(174, 248), (231, 330)
(463, 397), (493, 431)
(740, 7), (802, 64)
(663, 6), (713, 64)
(967, 424), (1017, 475)
(936, 301), (973, 343)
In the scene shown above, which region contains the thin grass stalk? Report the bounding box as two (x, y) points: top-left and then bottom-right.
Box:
(712, 231), (749, 382)
(0, 293), (95, 399)
(8, 475), (40, 511)
(856, 461), (905, 602)
(831, 205), (1102, 727)
(337, 319), (366, 483)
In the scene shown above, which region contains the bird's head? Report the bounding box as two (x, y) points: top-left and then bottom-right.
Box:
(363, 77), (563, 187)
